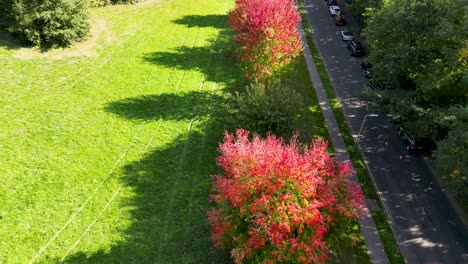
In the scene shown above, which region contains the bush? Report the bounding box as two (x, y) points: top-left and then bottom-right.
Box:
(436, 121), (468, 209)
(209, 130), (364, 263)
(228, 0), (302, 80)
(233, 81), (304, 137)
(10, 0), (90, 48)
(87, 0), (141, 7)
(0, 0), (13, 23)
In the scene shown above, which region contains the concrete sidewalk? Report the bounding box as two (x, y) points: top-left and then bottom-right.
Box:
(298, 23), (390, 264)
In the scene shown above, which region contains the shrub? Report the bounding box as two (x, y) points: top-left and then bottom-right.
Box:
(9, 0), (90, 48)
(228, 0), (302, 80)
(209, 130), (364, 263)
(0, 0), (14, 22)
(233, 81), (304, 137)
(87, 0), (141, 7)
(436, 121), (468, 208)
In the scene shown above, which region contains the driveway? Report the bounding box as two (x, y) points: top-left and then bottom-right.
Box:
(303, 0), (468, 263)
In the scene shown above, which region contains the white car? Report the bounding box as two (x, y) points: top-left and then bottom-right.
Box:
(340, 30), (353, 41)
(329, 5), (341, 16)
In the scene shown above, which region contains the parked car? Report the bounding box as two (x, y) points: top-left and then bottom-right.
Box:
(347, 40), (364, 56)
(334, 14), (346, 26)
(340, 30), (353, 41)
(360, 62), (372, 78)
(327, 0), (338, 6)
(329, 5), (341, 16)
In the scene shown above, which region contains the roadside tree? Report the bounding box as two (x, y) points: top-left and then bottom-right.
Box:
(209, 130), (364, 263)
(228, 0), (302, 80)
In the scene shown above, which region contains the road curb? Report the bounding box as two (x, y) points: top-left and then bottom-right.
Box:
(297, 20), (390, 264)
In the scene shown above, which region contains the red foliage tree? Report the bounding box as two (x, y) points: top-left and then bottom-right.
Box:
(208, 130), (364, 263)
(228, 0), (302, 80)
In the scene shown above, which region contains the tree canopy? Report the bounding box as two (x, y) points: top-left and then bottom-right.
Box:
(362, 0), (467, 205)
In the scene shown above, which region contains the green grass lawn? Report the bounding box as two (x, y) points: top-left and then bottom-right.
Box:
(0, 0), (329, 263)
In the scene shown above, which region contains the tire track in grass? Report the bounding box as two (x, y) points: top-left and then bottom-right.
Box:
(28, 16), (199, 264)
(153, 2), (238, 262)
(4, 3), (182, 262)
(178, 0), (229, 253)
(27, 122), (147, 264)
(6, 2), (176, 92)
(181, 71), (219, 262)
(56, 22), (206, 263)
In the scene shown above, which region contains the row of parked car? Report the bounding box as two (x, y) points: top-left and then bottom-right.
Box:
(326, 0), (430, 154)
(326, 0), (365, 57)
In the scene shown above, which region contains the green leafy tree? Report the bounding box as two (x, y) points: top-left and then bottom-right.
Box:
(364, 0), (444, 85)
(362, 0), (467, 143)
(436, 108), (468, 208)
(9, 0), (90, 48)
(349, 0), (383, 25)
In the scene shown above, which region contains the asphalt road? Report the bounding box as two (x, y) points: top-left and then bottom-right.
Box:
(303, 0), (468, 263)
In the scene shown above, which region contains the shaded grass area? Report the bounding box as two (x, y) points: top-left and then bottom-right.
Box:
(282, 56), (332, 144)
(298, 1), (404, 263)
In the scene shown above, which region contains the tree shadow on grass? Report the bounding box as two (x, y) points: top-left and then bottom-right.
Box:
(142, 35), (239, 88)
(59, 81), (236, 263)
(56, 13), (240, 261)
(0, 29), (25, 50)
(104, 91), (233, 122)
(59, 127), (232, 263)
(172, 14), (229, 29)
(142, 13), (242, 88)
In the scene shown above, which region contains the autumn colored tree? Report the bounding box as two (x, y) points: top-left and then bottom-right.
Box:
(208, 130), (364, 263)
(228, 0), (302, 80)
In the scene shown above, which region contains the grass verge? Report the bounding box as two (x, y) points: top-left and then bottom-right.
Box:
(297, 0), (405, 263)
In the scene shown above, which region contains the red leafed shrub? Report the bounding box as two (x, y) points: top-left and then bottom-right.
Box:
(228, 0), (302, 80)
(208, 130), (364, 263)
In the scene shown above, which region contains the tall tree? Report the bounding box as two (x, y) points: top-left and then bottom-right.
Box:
(363, 0), (467, 140)
(436, 107), (468, 205)
(209, 130), (364, 263)
(228, 0), (302, 81)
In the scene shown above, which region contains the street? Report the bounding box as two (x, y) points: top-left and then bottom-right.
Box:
(303, 0), (468, 263)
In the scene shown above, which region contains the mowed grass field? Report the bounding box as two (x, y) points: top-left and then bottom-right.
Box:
(0, 0), (330, 263)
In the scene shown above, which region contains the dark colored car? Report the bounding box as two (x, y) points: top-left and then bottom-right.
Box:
(334, 14), (346, 26)
(327, 0), (338, 6)
(347, 40), (364, 56)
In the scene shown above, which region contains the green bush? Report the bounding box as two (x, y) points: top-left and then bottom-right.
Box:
(88, 0), (140, 7)
(10, 0), (90, 48)
(436, 120), (468, 210)
(232, 80), (304, 137)
(0, 0), (13, 22)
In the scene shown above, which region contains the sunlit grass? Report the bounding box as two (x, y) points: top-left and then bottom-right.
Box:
(0, 0), (236, 262)
(0, 0), (330, 263)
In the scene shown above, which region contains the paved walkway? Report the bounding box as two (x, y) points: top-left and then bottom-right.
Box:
(298, 23), (390, 264)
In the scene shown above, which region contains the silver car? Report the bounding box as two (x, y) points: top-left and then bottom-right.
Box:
(340, 30), (353, 41)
